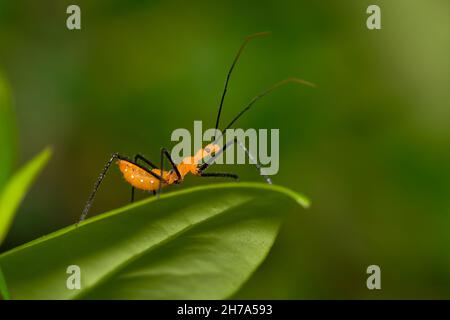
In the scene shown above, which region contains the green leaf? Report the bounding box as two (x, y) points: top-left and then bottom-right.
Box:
(0, 267), (10, 300)
(0, 183), (309, 300)
(0, 73), (17, 189)
(0, 147), (52, 245)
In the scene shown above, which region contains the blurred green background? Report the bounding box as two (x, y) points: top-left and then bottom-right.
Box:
(1, 0), (450, 299)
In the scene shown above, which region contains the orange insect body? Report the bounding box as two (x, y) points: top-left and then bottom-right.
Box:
(117, 143), (221, 191)
(117, 160), (169, 191)
(80, 32), (313, 223)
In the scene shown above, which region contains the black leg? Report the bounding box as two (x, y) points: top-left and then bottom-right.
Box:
(156, 148), (182, 198)
(135, 154), (158, 169)
(157, 148), (164, 197)
(80, 152), (119, 223)
(235, 139), (272, 184)
(200, 172), (239, 180)
(80, 153), (166, 223)
(131, 186), (135, 203)
(128, 157), (166, 182)
(200, 138), (272, 184)
(161, 148), (181, 181)
(199, 139), (234, 171)
(131, 154), (158, 203)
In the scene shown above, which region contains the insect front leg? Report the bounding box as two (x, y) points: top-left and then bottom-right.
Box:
(200, 172), (239, 180)
(200, 138), (272, 184)
(234, 138), (273, 184)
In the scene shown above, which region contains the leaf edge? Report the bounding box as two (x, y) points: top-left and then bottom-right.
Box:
(0, 182), (309, 259)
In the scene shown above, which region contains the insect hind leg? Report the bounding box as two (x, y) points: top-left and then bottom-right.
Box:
(80, 153), (166, 223)
(79, 152), (120, 223)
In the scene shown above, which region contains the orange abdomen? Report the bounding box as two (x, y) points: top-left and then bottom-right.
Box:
(117, 160), (166, 191)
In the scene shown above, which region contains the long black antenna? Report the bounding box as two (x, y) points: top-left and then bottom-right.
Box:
(223, 77), (316, 131)
(214, 32), (271, 140)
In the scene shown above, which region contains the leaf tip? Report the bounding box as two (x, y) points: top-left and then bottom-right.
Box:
(40, 146), (53, 160)
(293, 194), (311, 209)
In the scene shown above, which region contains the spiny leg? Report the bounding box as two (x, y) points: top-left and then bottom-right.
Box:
(80, 153), (166, 223)
(199, 139), (235, 171)
(200, 172), (239, 180)
(200, 138), (272, 184)
(80, 152), (119, 223)
(131, 154), (158, 203)
(198, 140), (240, 180)
(197, 140), (239, 182)
(235, 139), (272, 184)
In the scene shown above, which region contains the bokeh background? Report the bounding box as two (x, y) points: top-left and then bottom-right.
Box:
(1, 0), (450, 299)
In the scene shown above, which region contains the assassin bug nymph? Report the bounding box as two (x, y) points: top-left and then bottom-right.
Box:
(80, 32), (315, 222)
